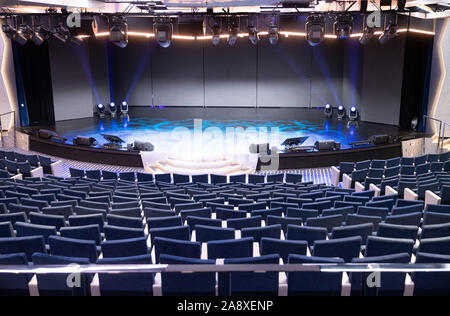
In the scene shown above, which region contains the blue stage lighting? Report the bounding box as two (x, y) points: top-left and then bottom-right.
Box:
(109, 102), (117, 116)
(349, 106), (359, 121)
(324, 104), (333, 118)
(121, 101), (129, 114)
(97, 103), (106, 118)
(337, 105), (346, 120)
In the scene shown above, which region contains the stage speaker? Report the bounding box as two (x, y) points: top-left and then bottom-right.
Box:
(315, 140), (338, 151)
(128, 141), (154, 152)
(73, 136), (97, 147)
(249, 143), (270, 154)
(38, 129), (58, 140)
(369, 134), (390, 145)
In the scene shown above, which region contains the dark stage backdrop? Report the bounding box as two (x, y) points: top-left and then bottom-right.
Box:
(45, 32), (432, 126)
(399, 33), (433, 131)
(13, 41), (55, 126)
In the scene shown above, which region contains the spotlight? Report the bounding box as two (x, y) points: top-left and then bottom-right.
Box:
(268, 24), (279, 45)
(154, 21), (173, 48)
(97, 103), (106, 118)
(2, 24), (17, 39)
(228, 23), (239, 46)
(109, 102), (117, 116)
(337, 105), (346, 120)
(379, 23), (398, 44)
(121, 101), (129, 115)
(248, 26), (259, 46)
(110, 16), (128, 48)
(334, 15), (353, 39)
(37, 26), (52, 40)
(349, 106), (359, 121)
(13, 26), (28, 45)
(324, 104), (333, 118)
(53, 24), (70, 43)
(306, 15), (325, 47)
(211, 24), (221, 46)
(359, 26), (375, 45)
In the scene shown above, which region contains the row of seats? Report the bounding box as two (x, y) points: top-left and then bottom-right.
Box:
(69, 168), (303, 185)
(0, 173), (449, 295)
(0, 150), (62, 178)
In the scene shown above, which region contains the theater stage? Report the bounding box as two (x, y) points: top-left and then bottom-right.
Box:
(27, 107), (423, 170)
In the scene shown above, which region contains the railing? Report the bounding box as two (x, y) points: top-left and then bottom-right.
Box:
(0, 110), (15, 148)
(423, 115), (449, 154)
(0, 263), (449, 274)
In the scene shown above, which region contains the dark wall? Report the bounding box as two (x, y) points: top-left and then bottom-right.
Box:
(46, 32), (428, 125)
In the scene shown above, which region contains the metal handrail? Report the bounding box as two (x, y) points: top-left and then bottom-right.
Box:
(0, 263), (449, 274)
(423, 115), (450, 153)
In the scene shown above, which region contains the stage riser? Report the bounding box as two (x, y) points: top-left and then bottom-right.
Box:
(260, 143), (403, 170)
(29, 136), (143, 168)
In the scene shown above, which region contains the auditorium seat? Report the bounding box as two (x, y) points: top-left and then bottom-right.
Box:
(376, 223), (418, 240)
(101, 237), (149, 258)
(159, 254), (216, 296)
(207, 238), (254, 259)
(287, 255), (345, 296)
(195, 225), (235, 242)
(0, 253), (31, 296)
(49, 235), (98, 263)
(331, 223), (374, 244)
(365, 236), (414, 257)
(153, 237), (201, 263)
(0, 222), (13, 238)
(224, 254), (279, 296)
(313, 236), (362, 263)
(15, 222), (56, 244)
(418, 236), (450, 255)
(413, 252), (450, 296)
(60, 225), (102, 245)
(96, 254), (153, 296)
(286, 225), (327, 246)
(226, 216), (262, 230)
(421, 223), (450, 239)
(351, 253), (411, 296)
(32, 253), (91, 296)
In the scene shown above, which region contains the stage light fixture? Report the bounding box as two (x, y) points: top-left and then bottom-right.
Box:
(53, 24), (70, 43)
(228, 23), (239, 46)
(349, 106), (359, 121)
(306, 15), (325, 47)
(109, 102), (117, 116)
(97, 103), (106, 118)
(154, 21), (173, 48)
(334, 15), (353, 39)
(2, 24), (17, 39)
(248, 26), (259, 46)
(359, 26), (375, 45)
(337, 105), (346, 120)
(324, 104), (333, 118)
(211, 24), (221, 46)
(379, 23), (398, 44)
(13, 26), (28, 45)
(37, 26), (52, 40)
(268, 24), (279, 45)
(121, 101), (129, 114)
(110, 16), (128, 48)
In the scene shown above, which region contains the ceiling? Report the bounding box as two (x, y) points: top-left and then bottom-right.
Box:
(0, 0), (449, 19)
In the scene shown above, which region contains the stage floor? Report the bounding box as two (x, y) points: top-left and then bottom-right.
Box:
(47, 107), (420, 160)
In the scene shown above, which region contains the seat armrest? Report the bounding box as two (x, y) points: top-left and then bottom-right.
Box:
(331, 166), (340, 187)
(341, 272), (351, 296)
(369, 183), (381, 197)
(28, 274), (39, 296)
(31, 166), (44, 179)
(90, 273), (101, 296)
(153, 273), (162, 296)
(51, 160), (63, 178)
(342, 174), (352, 189)
(404, 273), (414, 296)
(404, 188), (418, 201)
(12, 173), (23, 180)
(385, 185), (398, 196)
(425, 190), (442, 206)
(355, 181), (365, 193)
